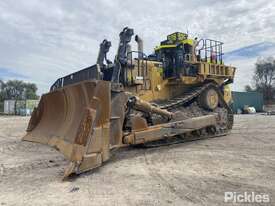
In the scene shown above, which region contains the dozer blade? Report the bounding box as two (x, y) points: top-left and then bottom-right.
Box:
(23, 80), (111, 179)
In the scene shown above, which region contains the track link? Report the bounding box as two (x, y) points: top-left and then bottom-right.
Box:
(144, 82), (234, 147)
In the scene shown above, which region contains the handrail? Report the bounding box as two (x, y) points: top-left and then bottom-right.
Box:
(125, 51), (149, 88)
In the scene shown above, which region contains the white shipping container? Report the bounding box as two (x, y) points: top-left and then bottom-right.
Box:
(4, 100), (16, 115)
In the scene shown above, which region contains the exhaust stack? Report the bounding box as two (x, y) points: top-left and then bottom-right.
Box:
(135, 35), (143, 59)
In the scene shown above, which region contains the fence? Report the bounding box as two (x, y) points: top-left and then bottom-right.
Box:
(3, 99), (39, 116)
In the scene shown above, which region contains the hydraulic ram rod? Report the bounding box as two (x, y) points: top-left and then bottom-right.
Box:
(129, 96), (173, 119)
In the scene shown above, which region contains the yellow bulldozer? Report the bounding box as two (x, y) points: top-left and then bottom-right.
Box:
(23, 27), (236, 178)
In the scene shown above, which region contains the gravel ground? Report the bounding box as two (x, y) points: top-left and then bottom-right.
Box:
(0, 114), (274, 206)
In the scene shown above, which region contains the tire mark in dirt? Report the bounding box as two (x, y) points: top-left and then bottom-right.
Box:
(0, 157), (67, 178)
(143, 150), (197, 204)
(0, 164), (5, 176)
(0, 141), (46, 154)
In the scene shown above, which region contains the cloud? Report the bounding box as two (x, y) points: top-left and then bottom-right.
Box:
(225, 42), (275, 91)
(0, 0), (274, 93)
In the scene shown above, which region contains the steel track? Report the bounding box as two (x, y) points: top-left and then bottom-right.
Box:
(143, 82), (234, 148)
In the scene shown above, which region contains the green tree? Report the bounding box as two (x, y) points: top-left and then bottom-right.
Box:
(0, 79), (4, 101)
(0, 80), (39, 101)
(2, 80), (25, 100)
(0, 80), (4, 112)
(24, 83), (39, 99)
(253, 57), (275, 103)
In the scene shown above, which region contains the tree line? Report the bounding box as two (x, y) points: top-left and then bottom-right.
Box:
(0, 80), (39, 111)
(245, 57), (275, 104)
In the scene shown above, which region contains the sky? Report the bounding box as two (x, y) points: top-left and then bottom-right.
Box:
(224, 42), (275, 91)
(0, 0), (275, 94)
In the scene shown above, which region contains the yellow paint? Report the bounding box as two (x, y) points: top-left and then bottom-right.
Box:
(154, 38), (194, 52)
(124, 58), (235, 104)
(181, 39), (194, 45)
(180, 76), (199, 84)
(167, 32), (188, 42)
(223, 85), (232, 104)
(155, 44), (176, 51)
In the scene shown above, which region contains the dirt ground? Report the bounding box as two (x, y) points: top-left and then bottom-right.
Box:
(0, 114), (274, 206)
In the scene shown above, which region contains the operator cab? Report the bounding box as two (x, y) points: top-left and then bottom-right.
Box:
(154, 32), (224, 79)
(154, 32), (195, 78)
